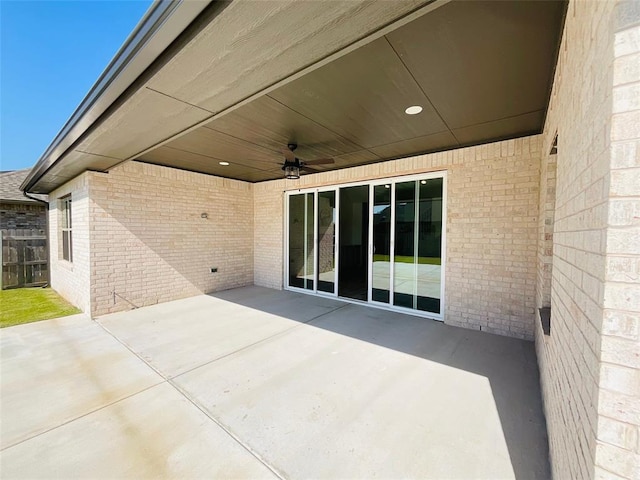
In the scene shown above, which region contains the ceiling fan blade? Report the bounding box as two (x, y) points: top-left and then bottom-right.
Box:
(303, 158), (334, 166)
(282, 148), (295, 162)
(300, 165), (320, 173)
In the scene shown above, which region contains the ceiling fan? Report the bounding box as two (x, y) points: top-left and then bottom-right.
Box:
(281, 143), (334, 179)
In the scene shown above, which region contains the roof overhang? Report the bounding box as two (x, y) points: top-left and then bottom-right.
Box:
(23, 0), (566, 193)
(22, 0), (214, 193)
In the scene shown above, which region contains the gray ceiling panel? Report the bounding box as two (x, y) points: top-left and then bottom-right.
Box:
(370, 131), (459, 159)
(138, 145), (276, 173)
(135, 157), (283, 183)
(204, 96), (362, 160)
(332, 149), (381, 169)
(51, 151), (121, 175)
(147, 1), (430, 113)
(452, 110), (544, 146)
(268, 37), (447, 149)
(165, 127), (281, 169)
(76, 88), (212, 160)
(28, 0), (567, 192)
(386, 0), (565, 129)
(130, 0), (565, 183)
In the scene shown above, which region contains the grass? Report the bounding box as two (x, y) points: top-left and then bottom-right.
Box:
(0, 287), (81, 328)
(373, 254), (441, 265)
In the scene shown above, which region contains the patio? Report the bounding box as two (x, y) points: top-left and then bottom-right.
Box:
(0, 286), (549, 479)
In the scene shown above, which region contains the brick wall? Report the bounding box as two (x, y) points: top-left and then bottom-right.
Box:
(254, 136), (541, 339)
(88, 161), (254, 316)
(535, 1), (640, 479)
(597, 5), (640, 479)
(0, 203), (47, 231)
(254, 180), (286, 290)
(48, 173), (91, 313)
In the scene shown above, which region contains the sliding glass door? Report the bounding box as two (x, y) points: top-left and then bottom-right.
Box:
(390, 178), (442, 313)
(286, 172), (445, 319)
(338, 186), (369, 301)
(393, 181), (418, 309)
(416, 178), (443, 313)
(288, 192), (315, 290)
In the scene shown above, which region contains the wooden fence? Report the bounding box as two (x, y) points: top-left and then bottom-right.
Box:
(1, 229), (48, 289)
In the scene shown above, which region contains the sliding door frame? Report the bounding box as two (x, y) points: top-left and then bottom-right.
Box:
(284, 185), (339, 299)
(317, 185), (338, 297)
(283, 170), (447, 321)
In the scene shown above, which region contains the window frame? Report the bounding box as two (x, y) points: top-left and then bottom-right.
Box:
(60, 195), (73, 263)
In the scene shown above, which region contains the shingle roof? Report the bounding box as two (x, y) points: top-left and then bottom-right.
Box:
(0, 169), (47, 204)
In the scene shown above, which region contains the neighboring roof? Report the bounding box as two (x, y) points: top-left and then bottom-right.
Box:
(1, 169), (47, 204)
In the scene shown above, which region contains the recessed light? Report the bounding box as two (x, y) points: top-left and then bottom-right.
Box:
(405, 105), (423, 115)
(219, 161), (229, 166)
(384, 184), (390, 189)
(421, 180), (427, 184)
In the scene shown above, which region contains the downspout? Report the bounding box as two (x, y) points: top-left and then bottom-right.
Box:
(23, 192), (48, 206)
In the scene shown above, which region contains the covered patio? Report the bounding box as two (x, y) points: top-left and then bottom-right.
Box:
(1, 286), (548, 479)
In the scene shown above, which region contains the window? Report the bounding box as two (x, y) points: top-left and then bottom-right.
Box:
(539, 133), (558, 336)
(60, 195), (72, 262)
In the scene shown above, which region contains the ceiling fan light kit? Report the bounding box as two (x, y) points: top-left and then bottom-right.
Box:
(284, 164), (300, 179)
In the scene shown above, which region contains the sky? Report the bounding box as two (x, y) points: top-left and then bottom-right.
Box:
(1, 0), (153, 172)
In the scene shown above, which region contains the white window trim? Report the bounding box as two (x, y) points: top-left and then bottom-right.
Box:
(60, 195), (73, 263)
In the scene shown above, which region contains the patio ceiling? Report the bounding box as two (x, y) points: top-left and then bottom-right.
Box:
(24, 0), (566, 192)
(138, 0), (565, 182)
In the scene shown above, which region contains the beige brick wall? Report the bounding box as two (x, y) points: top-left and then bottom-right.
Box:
(255, 136), (541, 340)
(87, 161), (254, 316)
(48, 173), (91, 313)
(254, 180), (286, 290)
(536, 1), (640, 479)
(597, 7), (640, 480)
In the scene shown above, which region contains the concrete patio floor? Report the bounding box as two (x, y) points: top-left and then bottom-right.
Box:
(0, 286), (550, 479)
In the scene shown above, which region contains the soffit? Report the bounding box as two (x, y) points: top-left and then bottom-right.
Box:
(27, 0), (434, 193)
(139, 0), (565, 182)
(145, 0), (430, 112)
(267, 37), (449, 148)
(387, 0), (561, 129)
(75, 88), (212, 160)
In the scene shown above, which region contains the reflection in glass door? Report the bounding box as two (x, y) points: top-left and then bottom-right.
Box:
(372, 184), (391, 303)
(316, 190), (336, 293)
(393, 181), (417, 309)
(391, 178), (443, 313)
(417, 178), (443, 313)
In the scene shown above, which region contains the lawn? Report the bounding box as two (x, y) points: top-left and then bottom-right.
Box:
(0, 288), (80, 328)
(373, 254), (441, 265)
